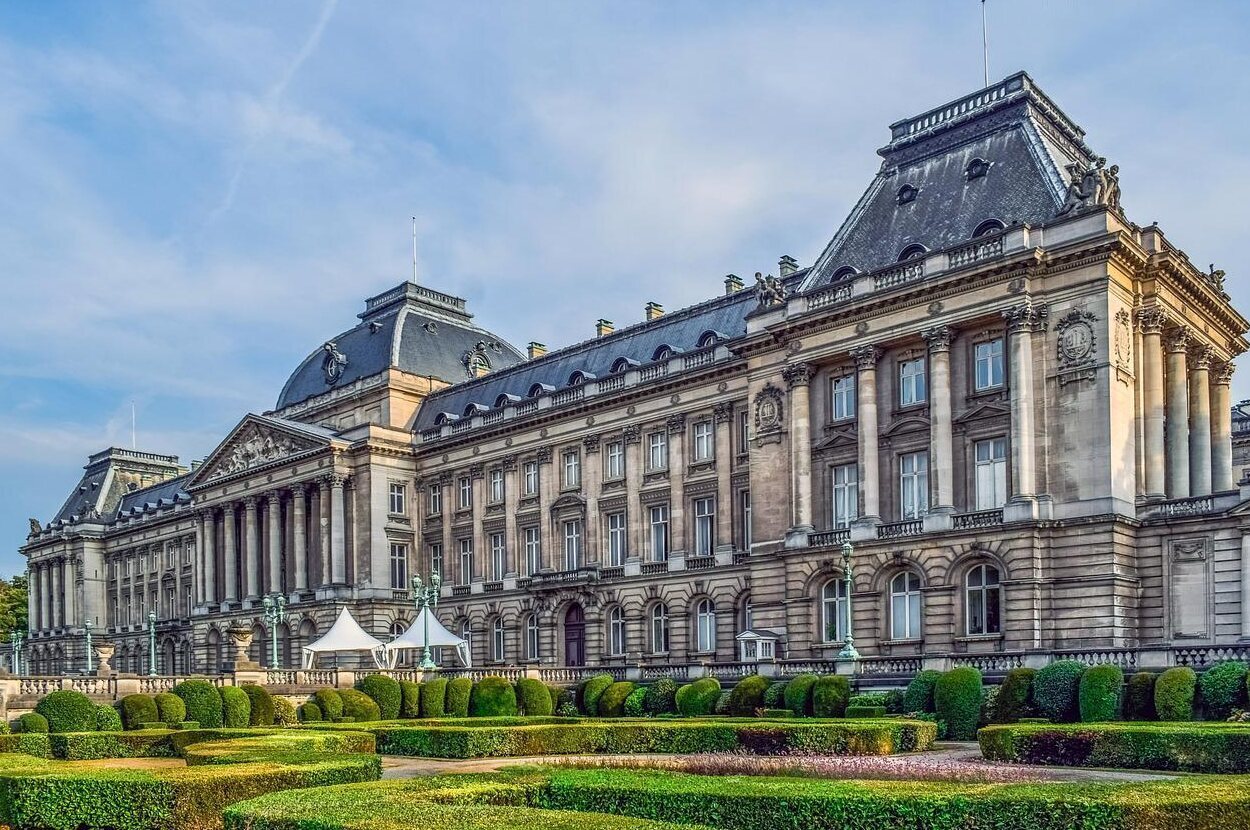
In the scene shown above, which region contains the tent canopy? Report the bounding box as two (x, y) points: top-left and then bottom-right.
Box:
(302, 608), (387, 668)
(382, 607), (470, 668)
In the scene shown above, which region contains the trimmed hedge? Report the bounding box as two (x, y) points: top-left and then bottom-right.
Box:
(598, 682), (636, 717)
(623, 687), (648, 717)
(1155, 666), (1197, 721)
(902, 669), (940, 713)
(994, 667), (1036, 723)
(675, 678), (721, 717)
(783, 673), (818, 716)
(339, 688), (383, 723)
(516, 678), (553, 717)
(934, 667), (982, 741)
(644, 678), (678, 715)
(273, 696), (297, 727)
(979, 721), (1250, 773)
(845, 705), (886, 718)
(581, 674), (615, 716)
(154, 692), (187, 727)
(35, 690), (96, 734)
(762, 681), (787, 709)
(728, 675), (770, 716)
(1123, 671), (1156, 721)
(118, 694), (159, 731)
(173, 679), (225, 729)
(219, 686), (252, 729)
(1078, 665), (1123, 723)
(1033, 660), (1084, 723)
(469, 677), (519, 717)
(420, 678), (448, 718)
(16, 713), (48, 734)
(298, 702), (323, 723)
(811, 675), (850, 718)
(1198, 661), (1248, 719)
(445, 678), (473, 718)
(358, 675), (403, 721)
(94, 704), (124, 732)
(241, 685), (275, 727)
(399, 681), (422, 718)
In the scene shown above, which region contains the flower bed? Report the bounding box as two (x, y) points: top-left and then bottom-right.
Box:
(979, 722), (1250, 773)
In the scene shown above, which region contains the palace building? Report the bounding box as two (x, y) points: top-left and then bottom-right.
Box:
(20, 72), (1250, 678)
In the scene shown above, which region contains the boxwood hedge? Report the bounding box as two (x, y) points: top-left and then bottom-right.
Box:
(119, 694), (160, 731)
(1032, 660), (1084, 723)
(727, 675), (769, 716)
(1197, 661), (1248, 720)
(173, 679), (224, 729)
(1155, 666), (1197, 721)
(314, 688), (345, 722)
(675, 678), (721, 717)
(516, 678), (553, 717)
(643, 678), (678, 715)
(1122, 671), (1156, 721)
(902, 669), (940, 713)
(357, 675), (402, 721)
(994, 667), (1036, 723)
(34, 690), (96, 733)
(979, 721), (1250, 773)
(219, 686), (252, 729)
(1078, 665), (1123, 723)
(784, 674), (818, 716)
(934, 667), (982, 740)
(597, 681), (636, 717)
(153, 692), (187, 727)
(420, 678), (448, 718)
(95, 704), (124, 733)
(241, 685), (275, 727)
(445, 677), (473, 718)
(811, 675), (850, 718)
(469, 677), (519, 717)
(623, 687), (648, 717)
(339, 689), (382, 723)
(398, 680), (422, 718)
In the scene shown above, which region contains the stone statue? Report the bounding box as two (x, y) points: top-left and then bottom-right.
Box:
(27, 518), (41, 536)
(1208, 264), (1226, 292)
(1103, 164), (1121, 210)
(321, 341), (348, 385)
(1057, 156), (1119, 216)
(754, 272), (786, 308)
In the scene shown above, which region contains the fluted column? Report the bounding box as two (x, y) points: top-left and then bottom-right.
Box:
(1188, 346), (1213, 497)
(667, 415), (688, 554)
(64, 558), (76, 627)
(1138, 309), (1167, 499)
(223, 504), (239, 602)
(783, 363), (815, 534)
(1212, 364), (1235, 492)
(1003, 302), (1044, 505)
(202, 510), (217, 605)
(266, 491), (283, 595)
(318, 478), (331, 587)
(622, 427), (644, 562)
(924, 326), (955, 512)
(329, 474), (347, 584)
(501, 459), (518, 575)
(713, 402), (734, 549)
(244, 497), (261, 599)
(851, 346), (882, 521)
(39, 563), (50, 632)
(1242, 531), (1250, 640)
(292, 485), (308, 592)
(1165, 329), (1191, 499)
(113, 558), (122, 627)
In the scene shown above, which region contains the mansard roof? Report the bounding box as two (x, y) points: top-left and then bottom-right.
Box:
(44, 447), (185, 529)
(801, 71), (1097, 291)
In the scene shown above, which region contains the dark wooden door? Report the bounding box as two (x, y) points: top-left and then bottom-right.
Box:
(564, 604), (586, 666)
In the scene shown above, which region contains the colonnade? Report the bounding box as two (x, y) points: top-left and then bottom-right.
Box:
(27, 556), (74, 633)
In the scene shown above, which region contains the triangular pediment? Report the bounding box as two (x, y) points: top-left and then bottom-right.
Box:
(954, 401), (1011, 425)
(189, 415), (333, 488)
(815, 424), (858, 451)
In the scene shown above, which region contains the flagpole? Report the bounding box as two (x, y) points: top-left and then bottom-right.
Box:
(411, 216), (418, 283)
(981, 0), (989, 87)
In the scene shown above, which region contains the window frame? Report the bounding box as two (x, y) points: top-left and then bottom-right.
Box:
(604, 440), (625, 480)
(830, 373), (857, 421)
(562, 519), (582, 570)
(649, 603), (670, 654)
(695, 598), (716, 653)
(889, 571), (922, 640)
(692, 419), (714, 462)
(974, 337), (1006, 391)
(647, 430), (668, 471)
(974, 437), (1009, 510)
(899, 451), (930, 519)
(524, 614), (540, 660)
(523, 526), (541, 575)
(606, 511), (628, 566)
(491, 617), (505, 662)
(648, 503), (670, 561)
(458, 538), (473, 585)
(489, 532), (506, 581)
(965, 563), (1002, 636)
(522, 461), (539, 496)
(488, 469), (504, 503)
(389, 542), (409, 590)
(429, 543), (443, 577)
(898, 357), (927, 407)
(608, 606), (626, 656)
(562, 449), (581, 488)
(428, 484), (442, 515)
(693, 496), (715, 556)
(457, 476), (472, 510)
(820, 579), (849, 643)
(831, 463), (859, 529)
(388, 482), (407, 516)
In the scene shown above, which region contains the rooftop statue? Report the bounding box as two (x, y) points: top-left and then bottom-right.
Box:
(754, 272), (786, 308)
(1057, 156), (1121, 216)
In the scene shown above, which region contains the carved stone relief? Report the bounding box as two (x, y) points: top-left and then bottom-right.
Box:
(205, 423), (320, 481)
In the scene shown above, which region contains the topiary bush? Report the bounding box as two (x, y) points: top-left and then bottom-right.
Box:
(16, 712), (48, 734)
(762, 681), (788, 709)
(445, 678), (472, 718)
(811, 675), (851, 718)
(314, 689), (345, 721)
(783, 674), (818, 716)
(883, 689), (905, 714)
(1198, 661), (1248, 720)
(994, 668), (1036, 723)
(339, 688), (382, 723)
(242, 685), (276, 727)
(93, 703), (123, 732)
(623, 686), (648, 717)
(1123, 672), (1157, 721)
(979, 686), (1000, 727)
(713, 690), (732, 716)
(598, 681), (636, 717)
(1033, 660), (1085, 723)
(153, 692), (187, 727)
(469, 676), (519, 717)
(1155, 666), (1197, 722)
(675, 677), (722, 717)
(117, 694), (159, 731)
(1079, 665), (1124, 723)
(728, 675), (770, 716)
(357, 675), (402, 721)
(516, 678), (553, 716)
(580, 674), (615, 716)
(34, 690), (96, 733)
(173, 679), (224, 729)
(273, 696), (297, 726)
(902, 670), (941, 714)
(399, 681), (422, 718)
(298, 702), (323, 723)
(644, 677), (678, 715)
(934, 667), (982, 740)
(219, 686), (252, 729)
(420, 678), (448, 718)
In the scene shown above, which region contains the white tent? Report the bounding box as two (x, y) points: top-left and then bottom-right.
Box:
(302, 607), (387, 669)
(382, 607), (471, 668)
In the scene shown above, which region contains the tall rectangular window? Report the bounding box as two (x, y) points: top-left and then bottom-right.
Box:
(832, 463), (859, 528)
(975, 338), (1005, 391)
(648, 431), (668, 470)
(693, 497), (715, 556)
(563, 520), (582, 570)
(604, 441), (624, 479)
(522, 461), (538, 496)
(607, 511), (627, 566)
(974, 438), (1009, 510)
(692, 420), (714, 461)
(458, 539), (473, 584)
(900, 451), (930, 519)
(428, 484), (442, 515)
(429, 543), (443, 577)
(739, 490), (752, 551)
(649, 504), (670, 561)
(563, 450), (580, 488)
(166, 543), (177, 569)
(389, 543), (408, 589)
(523, 527), (540, 575)
(388, 482), (407, 515)
(899, 358), (927, 406)
(489, 532), (506, 580)
(831, 374), (856, 421)
(458, 476), (472, 510)
(736, 408), (749, 455)
(489, 469), (504, 503)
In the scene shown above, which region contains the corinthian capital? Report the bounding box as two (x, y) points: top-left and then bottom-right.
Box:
(849, 345), (881, 371)
(781, 362), (814, 388)
(1189, 345), (1214, 371)
(1135, 306), (1167, 335)
(922, 325), (955, 353)
(1164, 327), (1191, 354)
(1002, 301), (1048, 333)
(1214, 362), (1236, 386)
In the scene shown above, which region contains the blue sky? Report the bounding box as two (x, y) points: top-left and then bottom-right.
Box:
(2, 1), (1248, 575)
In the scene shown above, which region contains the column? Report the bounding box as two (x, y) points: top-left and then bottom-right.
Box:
(1188, 346), (1213, 497)
(40, 563), (50, 632)
(244, 497), (261, 599)
(64, 558), (76, 627)
(51, 560), (63, 629)
(330, 474), (347, 584)
(581, 438), (600, 565)
(1212, 364), (1235, 492)
(113, 558), (123, 627)
(202, 510), (217, 605)
(292, 485), (308, 592)
(667, 414), (688, 554)
(267, 491), (283, 595)
(622, 426), (644, 562)
(536, 451), (554, 570)
(1242, 531), (1250, 640)
(713, 402), (735, 550)
(850, 346), (882, 521)
(223, 504), (239, 602)
(1165, 328), (1191, 499)
(1139, 309), (1167, 499)
(502, 459), (518, 575)
(173, 541), (183, 617)
(783, 362), (814, 534)
(27, 567), (37, 636)
(924, 326), (955, 513)
(318, 478), (332, 587)
(1003, 303), (1042, 505)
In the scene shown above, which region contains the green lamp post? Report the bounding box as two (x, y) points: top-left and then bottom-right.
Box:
(836, 541), (860, 661)
(147, 611), (157, 676)
(261, 593), (288, 668)
(84, 619), (94, 674)
(11, 629), (24, 676)
(411, 571), (442, 670)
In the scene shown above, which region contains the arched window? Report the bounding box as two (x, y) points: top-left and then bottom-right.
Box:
(390, 620), (409, 666)
(739, 594), (753, 631)
(528, 383), (553, 398)
(652, 345), (675, 362)
(897, 244), (927, 262)
(966, 564), (1001, 635)
(972, 218), (1005, 238)
(831, 266), (858, 282)
(697, 330), (722, 348)
(611, 357), (639, 374)
(608, 606), (626, 657)
(965, 157), (992, 180)
(524, 614), (540, 661)
(649, 603), (670, 654)
(695, 599), (716, 653)
(491, 617), (505, 662)
(568, 370), (595, 386)
(889, 572), (923, 640)
(821, 579), (849, 642)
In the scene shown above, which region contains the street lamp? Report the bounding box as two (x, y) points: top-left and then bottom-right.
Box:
(261, 594), (288, 668)
(411, 571), (442, 670)
(11, 629), (24, 676)
(147, 611), (157, 677)
(836, 541), (860, 661)
(84, 620), (94, 674)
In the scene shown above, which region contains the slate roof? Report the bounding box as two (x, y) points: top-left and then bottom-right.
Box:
(115, 474), (192, 518)
(802, 71), (1097, 290)
(42, 448), (187, 529)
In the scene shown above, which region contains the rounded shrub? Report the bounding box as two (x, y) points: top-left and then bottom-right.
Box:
(516, 678), (553, 716)
(580, 674), (615, 716)
(883, 688), (905, 714)
(903, 669), (941, 713)
(173, 679), (224, 729)
(339, 688), (382, 722)
(298, 702), (323, 723)
(713, 689), (732, 715)
(623, 686), (648, 717)
(784, 674), (819, 716)
(35, 689), (96, 733)
(994, 668), (1036, 723)
(241, 684), (275, 726)
(1155, 666), (1197, 721)
(153, 692), (187, 727)
(675, 677), (721, 716)
(547, 685), (562, 713)
(419, 678), (448, 718)
(1197, 661), (1248, 720)
(468, 676), (519, 717)
(728, 675), (770, 716)
(314, 689), (345, 721)
(94, 703), (123, 732)
(1123, 672), (1157, 720)
(357, 675), (402, 720)
(934, 666), (983, 740)
(979, 686), (1000, 727)
(117, 694), (159, 731)
(273, 696), (297, 726)
(811, 675), (851, 718)
(598, 681), (636, 717)
(219, 686), (252, 728)
(1033, 660), (1085, 723)
(16, 712), (48, 734)
(445, 677), (472, 718)
(762, 681), (788, 709)
(1078, 665), (1124, 722)
(398, 681), (422, 718)
(644, 677), (678, 715)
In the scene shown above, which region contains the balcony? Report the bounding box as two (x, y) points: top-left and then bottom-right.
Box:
(877, 520), (923, 540)
(809, 529), (850, 548)
(641, 561), (669, 576)
(952, 509), (1003, 529)
(685, 555), (715, 571)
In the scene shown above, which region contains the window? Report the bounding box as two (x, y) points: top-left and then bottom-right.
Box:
(458, 539), (473, 584)
(604, 441), (624, 479)
(831, 374), (856, 421)
(491, 618), (505, 662)
(563, 520), (582, 570)
(523, 527), (540, 575)
(821, 579), (849, 642)
(692, 420), (714, 461)
(740, 595), (754, 631)
(648, 431), (668, 470)
(429, 543), (443, 577)
(563, 450), (580, 488)
(739, 489), (752, 551)
(695, 599), (716, 653)
(489, 469), (504, 503)
(166, 543), (176, 569)
(458, 476), (472, 510)
(524, 614), (540, 660)
(975, 438), (1009, 510)
(899, 358), (927, 406)
(608, 606), (626, 656)
(165, 586), (175, 617)
(139, 554), (147, 573)
(966, 564), (1002, 635)
(693, 497), (715, 556)
(607, 512), (627, 566)
(389, 543), (408, 590)
(650, 603), (670, 653)
(831, 464), (859, 528)
(125, 558), (131, 576)
(388, 482), (407, 515)
(390, 621), (409, 666)
(975, 339), (1005, 390)
(890, 572), (922, 640)
(489, 533), (505, 581)
(648, 504), (670, 561)
(523, 461), (539, 496)
(428, 484), (442, 515)
(900, 451), (929, 519)
(736, 408), (750, 455)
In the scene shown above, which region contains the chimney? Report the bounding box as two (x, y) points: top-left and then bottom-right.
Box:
(595, 319), (614, 337)
(778, 255), (798, 277)
(527, 341), (547, 360)
(644, 302), (664, 321)
(724, 274), (743, 295)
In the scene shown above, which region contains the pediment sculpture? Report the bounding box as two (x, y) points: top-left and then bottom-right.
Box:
(205, 423), (319, 481)
(1056, 156), (1121, 216)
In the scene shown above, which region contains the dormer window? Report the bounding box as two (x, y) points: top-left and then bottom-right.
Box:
(697, 330), (724, 348)
(898, 244), (928, 262)
(965, 158), (992, 180)
(610, 357), (639, 374)
(653, 345), (676, 362)
(528, 383), (554, 398)
(568, 370), (596, 386)
(972, 219), (1006, 238)
(896, 184), (920, 205)
(831, 266), (858, 281)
